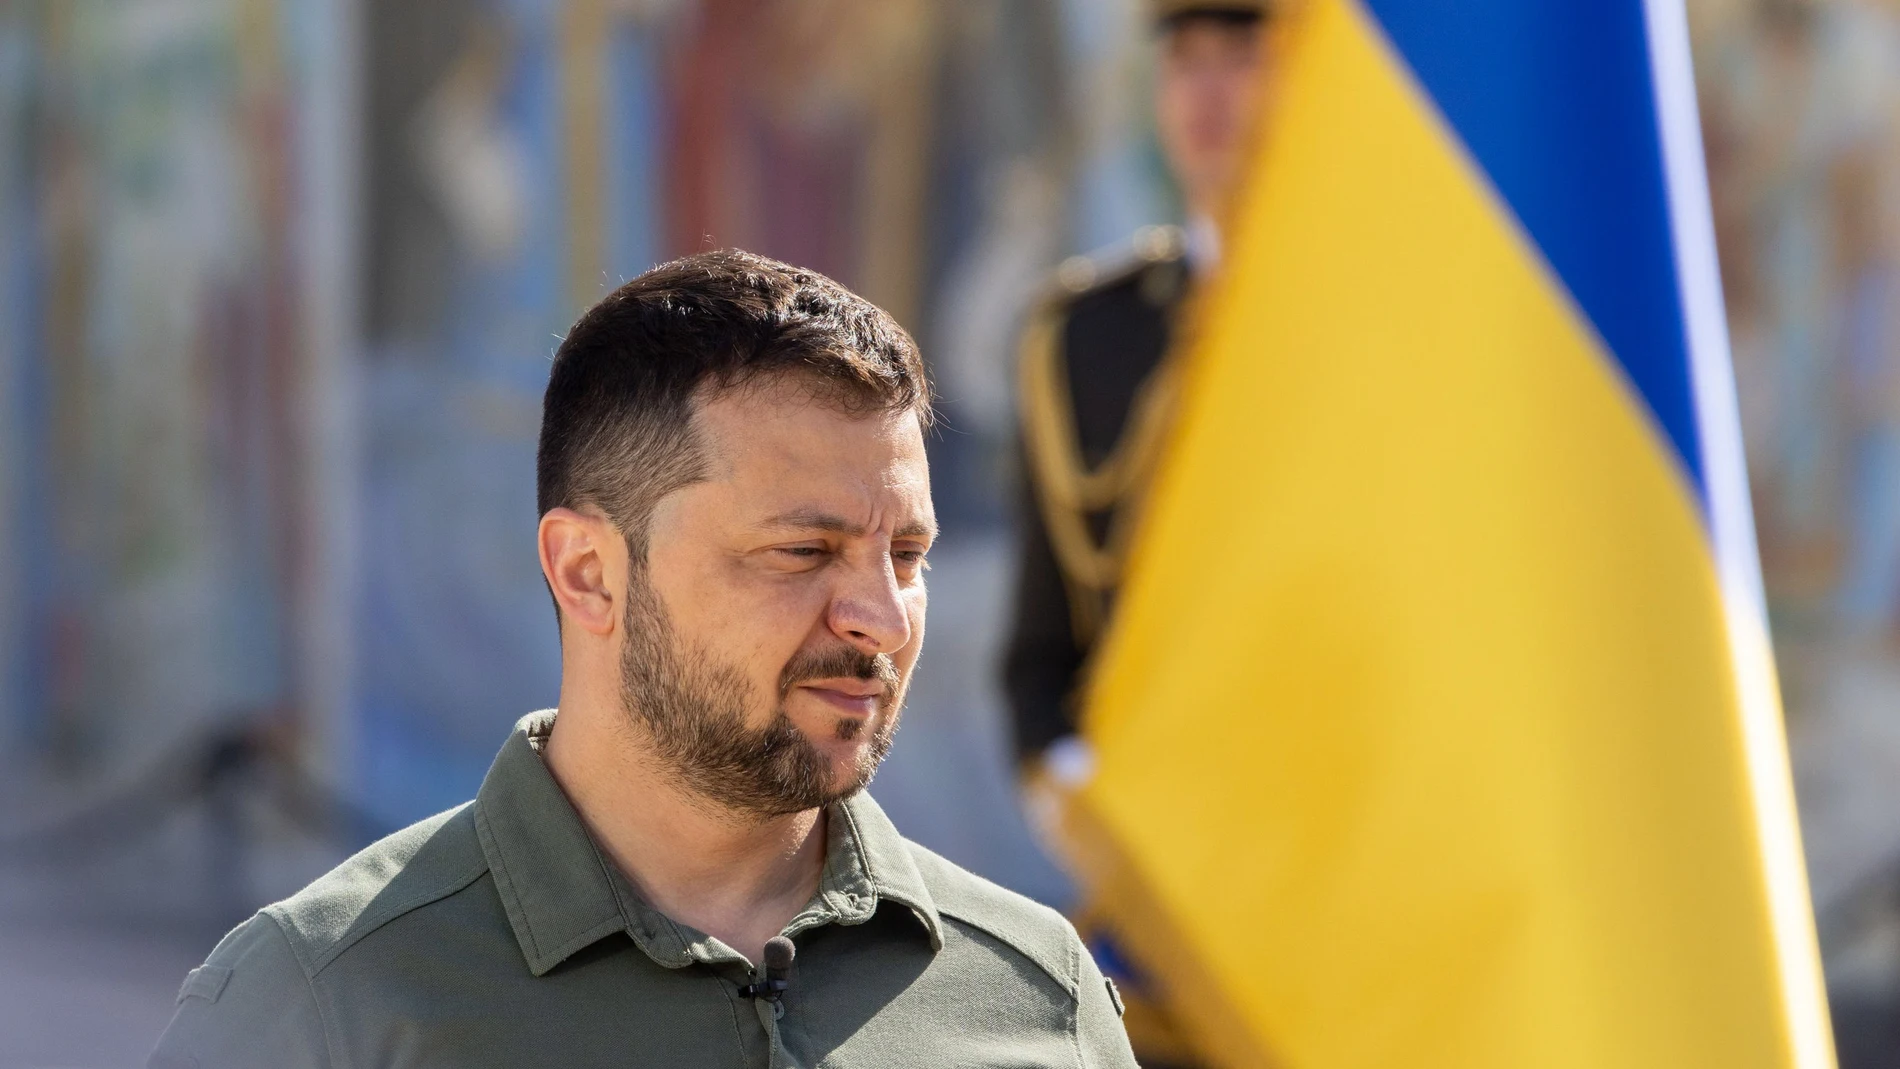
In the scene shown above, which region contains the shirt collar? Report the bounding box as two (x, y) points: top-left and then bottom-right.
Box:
(474, 711), (942, 977)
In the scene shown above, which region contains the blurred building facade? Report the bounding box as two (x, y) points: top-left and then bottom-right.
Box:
(0, 0), (1169, 886)
(0, 0), (356, 785)
(1695, 0), (1900, 1050)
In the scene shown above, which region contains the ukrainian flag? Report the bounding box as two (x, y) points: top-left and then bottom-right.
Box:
(1071, 1), (1836, 1066)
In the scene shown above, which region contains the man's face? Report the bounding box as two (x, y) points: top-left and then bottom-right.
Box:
(1156, 16), (1267, 218)
(622, 383), (933, 817)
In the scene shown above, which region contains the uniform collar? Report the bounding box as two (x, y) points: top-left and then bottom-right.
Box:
(1184, 212), (1221, 275)
(474, 711), (942, 977)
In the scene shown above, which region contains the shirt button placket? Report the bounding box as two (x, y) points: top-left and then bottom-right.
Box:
(752, 989), (788, 1069)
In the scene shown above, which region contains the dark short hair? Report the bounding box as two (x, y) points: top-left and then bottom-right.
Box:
(536, 249), (930, 563)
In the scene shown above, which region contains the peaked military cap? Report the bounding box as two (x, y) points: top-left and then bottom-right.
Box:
(1151, 0), (1270, 26)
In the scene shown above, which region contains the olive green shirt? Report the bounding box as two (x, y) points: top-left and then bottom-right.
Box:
(150, 712), (1137, 1068)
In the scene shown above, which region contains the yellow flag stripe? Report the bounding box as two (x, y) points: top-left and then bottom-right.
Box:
(1075, 0), (1829, 1065)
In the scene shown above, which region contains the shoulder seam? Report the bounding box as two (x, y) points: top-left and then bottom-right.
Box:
(270, 855), (491, 979)
(259, 912), (341, 1069)
(903, 841), (1081, 996)
(1069, 934), (1084, 1068)
(933, 903), (1080, 999)
(315, 859), (488, 976)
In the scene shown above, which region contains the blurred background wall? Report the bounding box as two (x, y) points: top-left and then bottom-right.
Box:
(4, 0), (1900, 1064)
(1692, 2), (1900, 1058)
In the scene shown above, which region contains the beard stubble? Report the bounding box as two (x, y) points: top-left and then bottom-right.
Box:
(617, 570), (903, 818)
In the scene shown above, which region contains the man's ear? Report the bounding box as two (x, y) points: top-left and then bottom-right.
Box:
(538, 507), (623, 637)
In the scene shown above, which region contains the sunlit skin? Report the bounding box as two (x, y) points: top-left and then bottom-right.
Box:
(1156, 15), (1269, 222)
(538, 383), (934, 964)
(646, 389), (932, 773)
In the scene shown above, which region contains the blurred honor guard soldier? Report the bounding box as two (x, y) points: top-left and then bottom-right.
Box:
(1004, 1), (1270, 1063)
(152, 252), (1137, 1069)
(1007, 0), (1270, 764)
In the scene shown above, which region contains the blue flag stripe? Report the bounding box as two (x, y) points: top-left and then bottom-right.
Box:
(1359, 0), (1706, 502)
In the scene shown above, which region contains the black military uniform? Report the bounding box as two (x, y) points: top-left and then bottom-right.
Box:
(1002, 5), (1266, 1065)
(1003, 224), (1193, 765)
(1004, 225), (1205, 1068)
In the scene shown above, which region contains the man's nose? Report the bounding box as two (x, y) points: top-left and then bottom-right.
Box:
(825, 557), (912, 655)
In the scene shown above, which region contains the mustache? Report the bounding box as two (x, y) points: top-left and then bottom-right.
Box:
(778, 646), (899, 695)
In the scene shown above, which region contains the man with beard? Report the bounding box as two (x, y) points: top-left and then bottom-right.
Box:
(151, 251), (1138, 1069)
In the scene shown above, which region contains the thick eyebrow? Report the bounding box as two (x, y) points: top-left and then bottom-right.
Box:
(754, 509), (938, 542)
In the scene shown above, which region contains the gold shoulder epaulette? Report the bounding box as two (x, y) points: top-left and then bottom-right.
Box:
(1033, 224), (1186, 311)
(1017, 224), (1188, 646)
